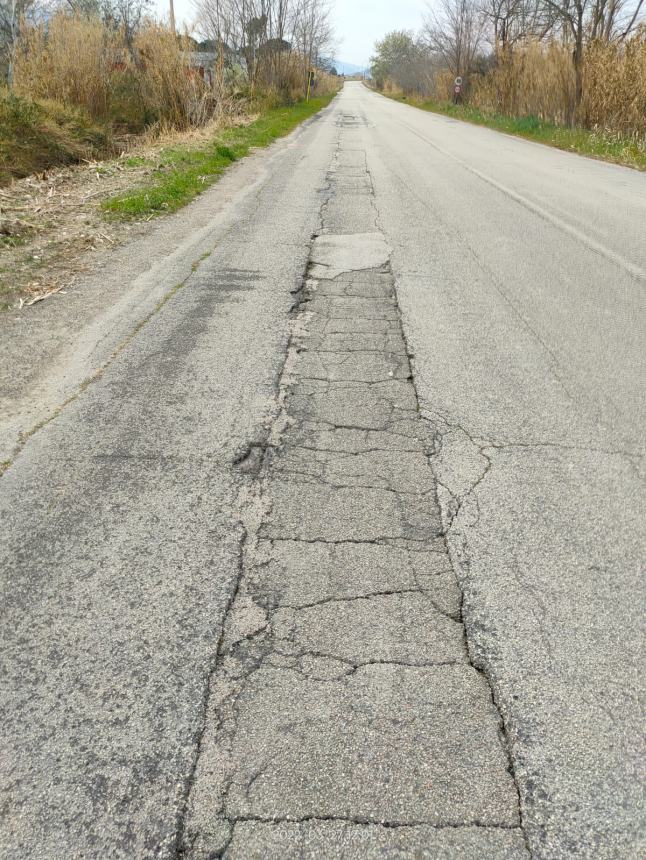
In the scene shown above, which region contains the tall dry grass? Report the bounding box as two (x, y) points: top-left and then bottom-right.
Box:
(14, 14), (113, 119)
(580, 29), (646, 137)
(470, 41), (574, 126)
(13, 13), (213, 132)
(465, 32), (646, 137)
(133, 25), (214, 130)
(254, 50), (340, 104)
(13, 13), (339, 134)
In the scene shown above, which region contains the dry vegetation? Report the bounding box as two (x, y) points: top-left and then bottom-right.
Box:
(580, 31), (646, 135)
(443, 32), (646, 138)
(0, 94), (337, 309)
(10, 13), (220, 137)
(0, 148), (163, 309)
(371, 2), (645, 146)
(0, 118), (238, 309)
(0, 0), (339, 308)
(1, 0), (338, 183)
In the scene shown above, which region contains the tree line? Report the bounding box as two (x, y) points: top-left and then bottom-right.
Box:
(1, 0), (337, 98)
(370, 0), (645, 124)
(194, 0), (336, 96)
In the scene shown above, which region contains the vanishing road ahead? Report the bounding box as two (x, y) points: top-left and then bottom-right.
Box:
(1, 82), (645, 859)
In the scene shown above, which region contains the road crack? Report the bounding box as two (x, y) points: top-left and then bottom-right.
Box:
(179, 125), (529, 859)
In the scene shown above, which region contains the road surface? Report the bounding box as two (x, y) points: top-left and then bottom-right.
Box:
(1, 82), (644, 858)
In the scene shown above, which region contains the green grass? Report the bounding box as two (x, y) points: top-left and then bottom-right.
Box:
(102, 94), (337, 220)
(0, 233), (29, 248)
(121, 155), (149, 168)
(390, 95), (646, 170)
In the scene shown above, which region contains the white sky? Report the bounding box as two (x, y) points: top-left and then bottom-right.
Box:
(154, 0), (427, 66)
(331, 0), (426, 67)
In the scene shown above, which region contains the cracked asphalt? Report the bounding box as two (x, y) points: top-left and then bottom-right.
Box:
(1, 82), (645, 859)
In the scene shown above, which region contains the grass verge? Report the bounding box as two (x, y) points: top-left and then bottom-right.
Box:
(388, 94), (646, 170)
(102, 94), (336, 220)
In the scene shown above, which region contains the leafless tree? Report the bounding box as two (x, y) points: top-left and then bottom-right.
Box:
(587, 0), (645, 39)
(422, 0), (487, 79)
(291, 0), (335, 90)
(194, 0), (335, 95)
(480, 0), (555, 51)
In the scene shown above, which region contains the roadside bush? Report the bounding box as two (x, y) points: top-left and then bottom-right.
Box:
(311, 68), (342, 97)
(12, 13), (213, 131)
(5, 12), (339, 182)
(255, 51), (340, 105)
(107, 69), (150, 132)
(378, 29), (646, 141)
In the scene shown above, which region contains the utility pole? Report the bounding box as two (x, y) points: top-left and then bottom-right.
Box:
(169, 0), (176, 35)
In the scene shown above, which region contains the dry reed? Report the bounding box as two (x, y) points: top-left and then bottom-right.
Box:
(13, 14), (214, 132)
(14, 14), (112, 119)
(13, 13), (339, 136)
(425, 29), (646, 139)
(470, 41), (574, 126)
(580, 28), (646, 137)
(133, 24), (212, 131)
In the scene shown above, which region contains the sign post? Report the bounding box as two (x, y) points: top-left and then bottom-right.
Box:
(453, 76), (463, 105)
(306, 69), (315, 101)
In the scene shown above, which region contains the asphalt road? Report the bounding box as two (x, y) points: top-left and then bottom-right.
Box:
(0, 105), (337, 857)
(1, 82), (644, 858)
(353, 83), (645, 858)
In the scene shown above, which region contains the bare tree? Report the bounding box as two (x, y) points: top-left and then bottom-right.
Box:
(194, 0), (335, 96)
(101, 0), (153, 45)
(480, 0), (555, 51)
(291, 0), (335, 92)
(422, 0), (486, 79)
(60, 0), (154, 45)
(587, 0), (645, 40)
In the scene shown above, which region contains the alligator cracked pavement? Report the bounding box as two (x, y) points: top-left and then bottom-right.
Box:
(179, 141), (528, 858)
(2, 81), (645, 860)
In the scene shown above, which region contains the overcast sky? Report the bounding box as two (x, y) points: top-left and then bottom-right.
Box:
(331, 0), (425, 67)
(155, 0), (427, 66)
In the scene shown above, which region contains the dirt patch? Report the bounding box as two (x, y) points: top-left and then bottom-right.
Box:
(0, 155), (141, 309)
(0, 117), (252, 310)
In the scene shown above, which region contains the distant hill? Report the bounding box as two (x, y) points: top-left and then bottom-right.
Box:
(333, 61), (366, 77)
